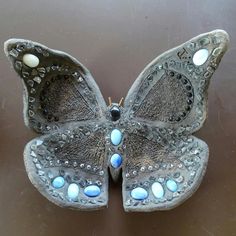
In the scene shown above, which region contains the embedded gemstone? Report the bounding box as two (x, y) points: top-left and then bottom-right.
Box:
(166, 179), (178, 192)
(52, 176), (65, 189)
(84, 185), (101, 197)
(151, 182), (164, 198)
(110, 105), (121, 121)
(193, 49), (209, 66)
(67, 183), (79, 201)
(110, 129), (122, 146)
(36, 139), (43, 146)
(110, 153), (122, 168)
(22, 54), (40, 68)
(131, 187), (148, 200)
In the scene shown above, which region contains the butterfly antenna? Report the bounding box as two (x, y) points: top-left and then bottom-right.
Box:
(108, 97), (112, 106)
(118, 97), (124, 107)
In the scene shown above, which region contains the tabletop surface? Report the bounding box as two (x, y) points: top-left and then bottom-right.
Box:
(0, 1), (235, 236)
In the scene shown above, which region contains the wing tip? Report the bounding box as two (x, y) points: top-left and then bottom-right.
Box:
(211, 29), (230, 48)
(4, 38), (31, 57)
(211, 29), (230, 39)
(3, 38), (13, 56)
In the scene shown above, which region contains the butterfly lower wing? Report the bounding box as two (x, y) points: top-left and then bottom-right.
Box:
(4, 39), (107, 134)
(122, 126), (208, 212)
(24, 123), (108, 210)
(123, 30), (229, 135)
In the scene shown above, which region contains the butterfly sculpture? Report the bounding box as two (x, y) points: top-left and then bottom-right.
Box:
(4, 29), (229, 212)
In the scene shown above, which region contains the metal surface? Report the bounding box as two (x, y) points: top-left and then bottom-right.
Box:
(0, 0), (235, 235)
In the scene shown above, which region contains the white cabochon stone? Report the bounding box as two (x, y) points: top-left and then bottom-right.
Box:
(110, 129), (122, 146)
(22, 53), (39, 68)
(192, 48), (209, 66)
(151, 182), (164, 198)
(67, 183), (79, 201)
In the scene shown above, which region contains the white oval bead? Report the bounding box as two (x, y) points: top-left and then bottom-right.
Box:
(110, 129), (122, 146)
(67, 183), (79, 201)
(151, 182), (164, 198)
(193, 49), (209, 66)
(22, 53), (39, 68)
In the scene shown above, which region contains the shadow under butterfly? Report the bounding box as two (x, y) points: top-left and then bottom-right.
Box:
(4, 29), (229, 212)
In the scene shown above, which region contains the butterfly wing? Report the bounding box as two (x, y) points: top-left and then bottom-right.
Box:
(4, 39), (107, 134)
(4, 39), (109, 209)
(121, 30), (229, 211)
(25, 123), (108, 209)
(123, 30), (229, 134)
(122, 127), (208, 211)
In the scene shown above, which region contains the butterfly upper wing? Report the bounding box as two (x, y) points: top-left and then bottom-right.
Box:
(4, 39), (107, 134)
(121, 30), (229, 211)
(123, 30), (229, 134)
(4, 39), (110, 210)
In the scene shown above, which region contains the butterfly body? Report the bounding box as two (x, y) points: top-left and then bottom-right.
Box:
(4, 30), (229, 211)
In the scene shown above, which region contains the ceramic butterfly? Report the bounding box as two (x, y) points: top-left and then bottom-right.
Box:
(4, 29), (229, 212)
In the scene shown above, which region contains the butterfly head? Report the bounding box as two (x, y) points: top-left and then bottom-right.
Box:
(108, 97), (124, 122)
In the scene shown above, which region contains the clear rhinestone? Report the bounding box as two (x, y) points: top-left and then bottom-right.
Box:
(30, 151), (37, 157)
(33, 76), (42, 84)
(35, 163), (41, 169)
(77, 77), (83, 82)
(86, 165), (91, 170)
(80, 163), (85, 168)
(140, 166), (146, 172)
(148, 166), (153, 171)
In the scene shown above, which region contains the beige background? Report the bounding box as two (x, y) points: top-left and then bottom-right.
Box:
(0, 0), (235, 235)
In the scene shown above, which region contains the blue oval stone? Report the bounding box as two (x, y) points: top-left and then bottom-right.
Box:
(151, 182), (164, 198)
(52, 176), (65, 189)
(67, 183), (79, 201)
(110, 129), (122, 146)
(166, 179), (178, 192)
(84, 185), (101, 197)
(110, 153), (122, 168)
(131, 187), (148, 200)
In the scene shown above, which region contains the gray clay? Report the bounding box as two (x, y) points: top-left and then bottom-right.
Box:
(4, 29), (229, 211)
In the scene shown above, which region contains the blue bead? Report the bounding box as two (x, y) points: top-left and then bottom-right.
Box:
(67, 183), (79, 201)
(110, 129), (122, 146)
(84, 185), (101, 197)
(151, 182), (164, 198)
(110, 153), (122, 168)
(131, 187), (148, 200)
(166, 179), (178, 192)
(52, 176), (65, 189)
